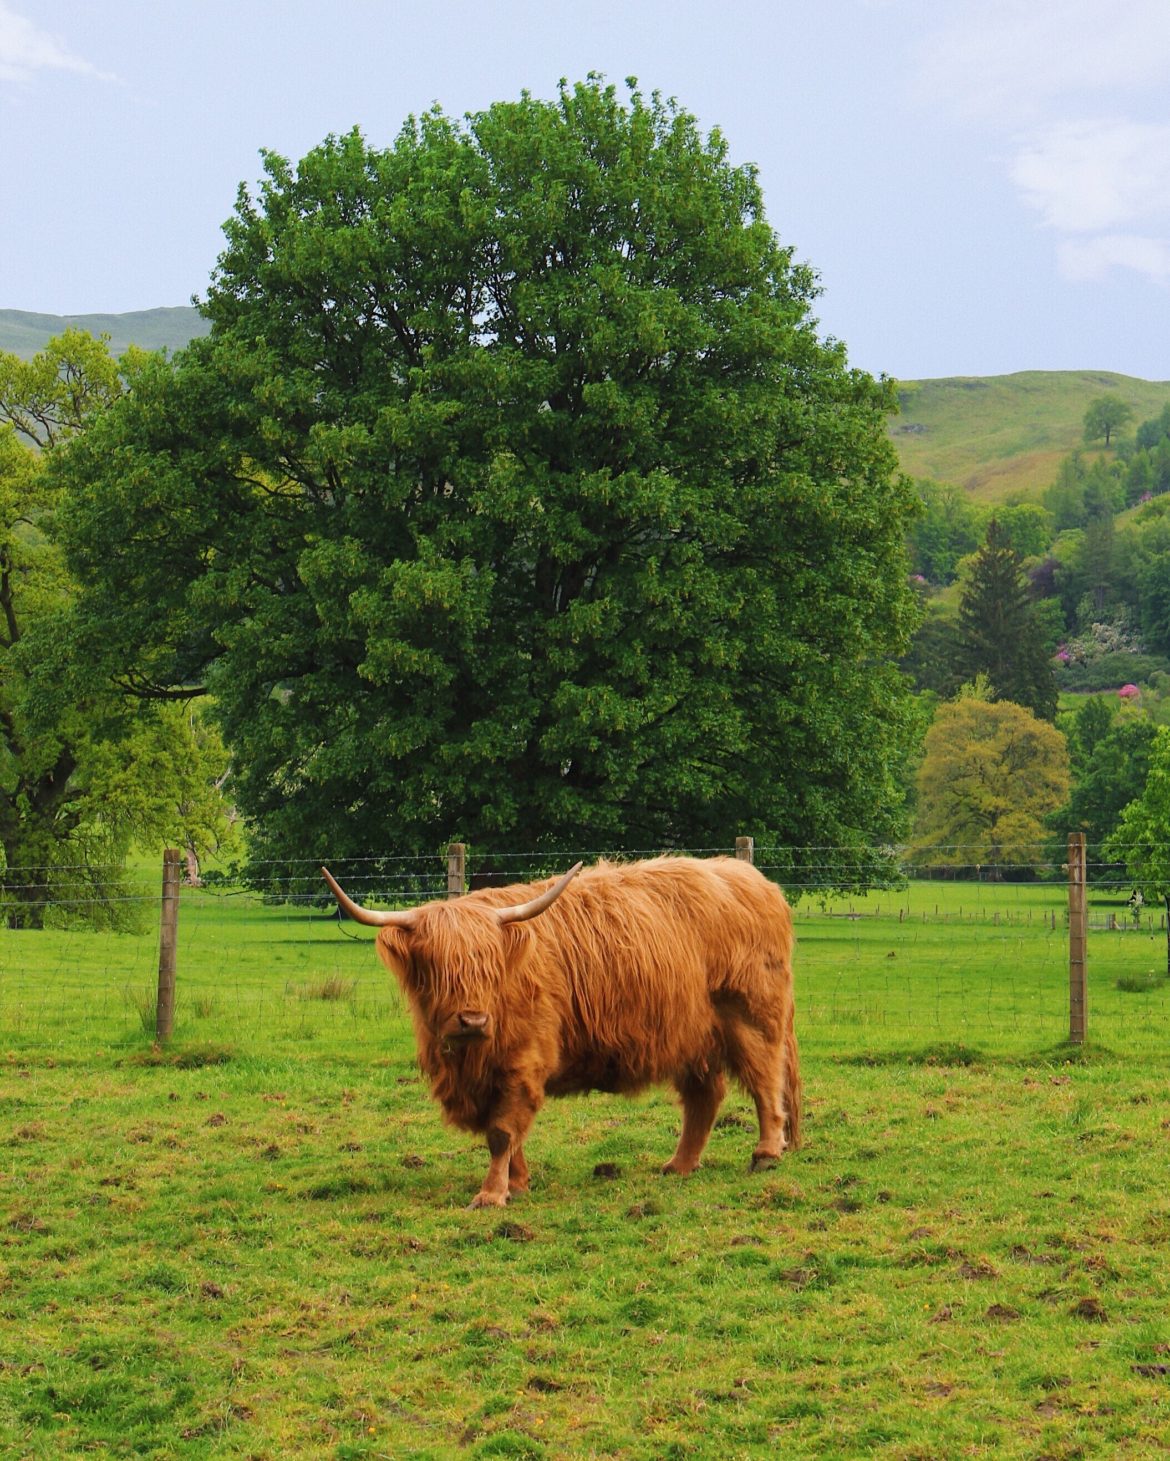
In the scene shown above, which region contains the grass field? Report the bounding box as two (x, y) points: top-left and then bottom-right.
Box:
(4, 871), (1170, 1458)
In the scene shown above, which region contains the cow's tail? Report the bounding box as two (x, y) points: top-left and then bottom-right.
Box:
(784, 1007), (803, 1150)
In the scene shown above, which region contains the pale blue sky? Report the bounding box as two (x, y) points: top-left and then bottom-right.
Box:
(2, 0), (1168, 381)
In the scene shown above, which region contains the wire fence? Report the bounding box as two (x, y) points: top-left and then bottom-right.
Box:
(2, 841), (1169, 1058)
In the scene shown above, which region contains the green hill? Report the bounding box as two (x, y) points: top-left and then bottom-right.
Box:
(0, 306), (208, 360)
(890, 370), (1170, 502)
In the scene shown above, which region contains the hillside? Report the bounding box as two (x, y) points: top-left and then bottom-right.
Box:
(890, 370), (1170, 502)
(0, 306), (208, 360)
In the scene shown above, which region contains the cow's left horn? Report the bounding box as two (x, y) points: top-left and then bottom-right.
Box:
(494, 862), (583, 925)
(321, 867), (417, 928)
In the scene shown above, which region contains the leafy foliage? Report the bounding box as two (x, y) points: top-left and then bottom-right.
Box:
(1057, 698), (1157, 864)
(0, 332), (235, 926)
(1106, 725), (1170, 973)
(57, 79), (919, 879)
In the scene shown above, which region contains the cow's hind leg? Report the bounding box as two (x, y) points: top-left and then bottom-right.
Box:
(663, 1070), (726, 1176)
(727, 1024), (794, 1172)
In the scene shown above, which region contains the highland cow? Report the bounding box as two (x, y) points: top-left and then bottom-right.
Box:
(322, 855), (801, 1207)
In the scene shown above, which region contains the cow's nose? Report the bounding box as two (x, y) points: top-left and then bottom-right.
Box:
(458, 1010), (489, 1031)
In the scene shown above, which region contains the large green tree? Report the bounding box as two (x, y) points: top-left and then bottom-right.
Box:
(57, 79), (920, 882)
(956, 519), (1058, 720)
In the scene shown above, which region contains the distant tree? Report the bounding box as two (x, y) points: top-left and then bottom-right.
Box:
(1059, 706), (1157, 866)
(1067, 695), (1115, 772)
(994, 501), (1053, 561)
(1135, 403), (1170, 452)
(1118, 505), (1170, 656)
(900, 601), (965, 698)
(1079, 512), (1117, 618)
(1081, 456), (1125, 519)
(956, 519), (1059, 720)
(1106, 726), (1170, 974)
(907, 479), (982, 584)
(1030, 595), (1066, 655)
(55, 80), (921, 881)
(914, 693), (1069, 869)
(1045, 451), (1090, 531)
(1083, 394), (1133, 448)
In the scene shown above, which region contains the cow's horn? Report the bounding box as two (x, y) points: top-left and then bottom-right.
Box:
(321, 867), (417, 928)
(494, 862), (583, 925)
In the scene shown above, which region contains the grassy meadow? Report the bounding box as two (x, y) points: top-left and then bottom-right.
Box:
(3, 871), (1170, 1458)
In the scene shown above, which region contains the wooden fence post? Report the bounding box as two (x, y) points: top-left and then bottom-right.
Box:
(447, 843), (466, 899)
(735, 836), (754, 865)
(156, 848), (181, 1044)
(1067, 832), (1087, 1045)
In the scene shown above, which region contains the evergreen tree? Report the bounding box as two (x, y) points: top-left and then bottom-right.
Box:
(956, 519), (1058, 720)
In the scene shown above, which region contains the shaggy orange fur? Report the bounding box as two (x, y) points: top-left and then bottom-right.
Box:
(361, 855), (800, 1207)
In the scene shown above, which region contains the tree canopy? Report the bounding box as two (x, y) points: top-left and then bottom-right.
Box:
(0, 333), (236, 925)
(56, 78), (920, 880)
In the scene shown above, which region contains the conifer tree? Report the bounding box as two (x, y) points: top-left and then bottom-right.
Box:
(956, 519), (1058, 721)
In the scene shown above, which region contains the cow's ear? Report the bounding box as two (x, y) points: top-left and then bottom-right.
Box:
(375, 927), (412, 982)
(501, 921), (535, 973)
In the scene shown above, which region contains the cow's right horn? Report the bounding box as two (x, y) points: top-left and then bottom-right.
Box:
(494, 862), (583, 925)
(321, 867), (417, 928)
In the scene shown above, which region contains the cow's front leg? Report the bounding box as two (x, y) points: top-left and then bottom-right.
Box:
(470, 1074), (543, 1209)
(508, 1145), (530, 1193)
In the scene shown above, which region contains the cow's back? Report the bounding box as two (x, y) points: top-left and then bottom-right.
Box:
(525, 856), (793, 1088)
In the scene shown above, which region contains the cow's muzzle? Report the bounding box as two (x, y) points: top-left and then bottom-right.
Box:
(440, 1010), (492, 1053)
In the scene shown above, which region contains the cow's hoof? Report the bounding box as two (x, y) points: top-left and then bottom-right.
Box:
(468, 1190), (509, 1209)
(750, 1153), (780, 1173)
(661, 1159), (697, 1177)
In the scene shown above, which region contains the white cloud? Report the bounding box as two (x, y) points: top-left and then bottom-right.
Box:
(918, 0), (1170, 125)
(0, 2), (114, 84)
(1058, 234), (1170, 285)
(1011, 120), (1170, 233)
(911, 0), (1170, 287)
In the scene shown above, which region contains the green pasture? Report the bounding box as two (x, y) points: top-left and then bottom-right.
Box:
(3, 875), (1170, 1457)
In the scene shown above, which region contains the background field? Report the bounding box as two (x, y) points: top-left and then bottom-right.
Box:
(4, 860), (1170, 1458)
